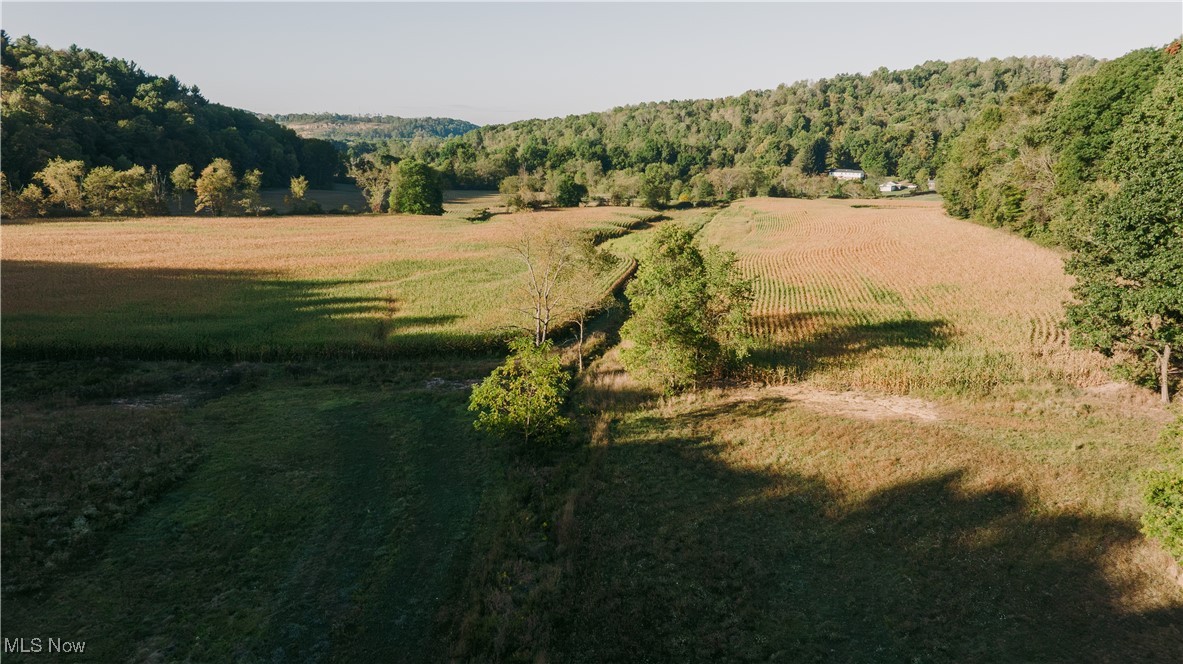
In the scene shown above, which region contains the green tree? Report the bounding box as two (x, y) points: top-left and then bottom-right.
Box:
(33, 157), (86, 213)
(468, 337), (571, 445)
(621, 226), (753, 393)
(389, 159), (443, 215)
(237, 168), (264, 215)
(639, 164), (671, 209)
(194, 158), (237, 215)
(170, 163), (196, 208)
(82, 165), (156, 216)
(1065, 166), (1182, 403)
(288, 175), (308, 202)
(346, 156), (394, 213)
(1065, 51), (1183, 403)
(550, 173), (587, 208)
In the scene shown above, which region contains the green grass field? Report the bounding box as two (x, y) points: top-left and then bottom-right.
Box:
(1, 359), (501, 661)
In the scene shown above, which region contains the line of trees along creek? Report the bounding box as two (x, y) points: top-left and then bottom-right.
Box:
(1, 156), (447, 219)
(469, 221), (753, 444)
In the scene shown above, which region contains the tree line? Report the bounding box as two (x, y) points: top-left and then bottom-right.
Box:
(937, 40), (1182, 403)
(362, 55), (1099, 200)
(266, 113), (478, 146)
(0, 33), (343, 194)
(1, 155), (446, 219)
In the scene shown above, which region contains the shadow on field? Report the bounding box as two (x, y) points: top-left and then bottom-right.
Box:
(750, 314), (952, 377)
(555, 399), (1183, 662)
(1, 261), (474, 359)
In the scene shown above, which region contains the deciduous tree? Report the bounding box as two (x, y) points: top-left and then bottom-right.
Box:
(237, 168), (264, 215)
(347, 156), (394, 213)
(621, 226), (753, 392)
(170, 163), (195, 208)
(194, 158), (237, 215)
(389, 159), (443, 215)
(33, 157), (85, 213)
(82, 165), (156, 216)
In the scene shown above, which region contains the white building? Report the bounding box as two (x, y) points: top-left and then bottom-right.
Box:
(829, 168), (866, 181)
(879, 181), (903, 192)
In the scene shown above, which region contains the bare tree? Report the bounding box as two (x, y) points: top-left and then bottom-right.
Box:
(557, 241), (622, 371)
(511, 219), (578, 346)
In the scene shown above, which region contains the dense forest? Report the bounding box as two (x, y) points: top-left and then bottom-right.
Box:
(383, 55), (1102, 194)
(267, 113), (478, 146)
(937, 42), (1180, 244)
(0, 32), (342, 189)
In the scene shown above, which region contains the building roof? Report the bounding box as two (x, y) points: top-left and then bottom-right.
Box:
(831, 168), (866, 173)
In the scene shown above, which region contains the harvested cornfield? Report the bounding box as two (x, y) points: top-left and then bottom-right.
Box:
(1, 203), (639, 358)
(701, 197), (1110, 395)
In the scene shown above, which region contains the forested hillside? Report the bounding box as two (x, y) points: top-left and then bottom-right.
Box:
(937, 43), (1179, 243)
(267, 113), (477, 146)
(398, 55), (1100, 192)
(0, 32), (341, 188)
(937, 39), (1182, 399)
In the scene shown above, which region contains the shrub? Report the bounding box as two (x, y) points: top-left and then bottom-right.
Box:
(469, 337), (570, 444)
(1143, 416), (1183, 564)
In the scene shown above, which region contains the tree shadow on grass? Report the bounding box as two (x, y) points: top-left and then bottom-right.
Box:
(0, 260), (481, 359)
(554, 398), (1183, 662)
(749, 313), (953, 379)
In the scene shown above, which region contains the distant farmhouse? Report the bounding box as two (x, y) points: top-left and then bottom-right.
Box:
(879, 181), (918, 193)
(829, 168), (866, 181)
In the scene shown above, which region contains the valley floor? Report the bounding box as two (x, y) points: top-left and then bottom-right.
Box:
(2, 197), (1180, 662)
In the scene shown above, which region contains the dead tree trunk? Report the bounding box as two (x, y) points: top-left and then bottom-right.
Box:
(1162, 342), (1172, 404)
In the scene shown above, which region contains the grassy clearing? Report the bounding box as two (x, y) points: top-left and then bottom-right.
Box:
(1, 358), (501, 662)
(547, 350), (1183, 661)
(700, 197), (1110, 396)
(1, 197), (641, 359)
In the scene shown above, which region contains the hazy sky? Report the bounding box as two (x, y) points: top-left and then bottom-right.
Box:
(3, 2), (1181, 124)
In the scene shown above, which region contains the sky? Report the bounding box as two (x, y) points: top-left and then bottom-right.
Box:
(3, 2), (1181, 125)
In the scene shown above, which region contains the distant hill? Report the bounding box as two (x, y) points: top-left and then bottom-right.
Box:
(0, 32), (342, 188)
(405, 55), (1103, 190)
(267, 114), (479, 145)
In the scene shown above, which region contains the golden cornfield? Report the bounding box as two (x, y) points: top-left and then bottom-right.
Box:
(701, 197), (1111, 395)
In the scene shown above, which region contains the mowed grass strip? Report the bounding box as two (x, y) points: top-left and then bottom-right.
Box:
(1, 360), (499, 662)
(1, 203), (639, 359)
(700, 197), (1111, 396)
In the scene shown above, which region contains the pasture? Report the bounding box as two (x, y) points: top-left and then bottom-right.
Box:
(1, 358), (501, 661)
(0, 196), (653, 660)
